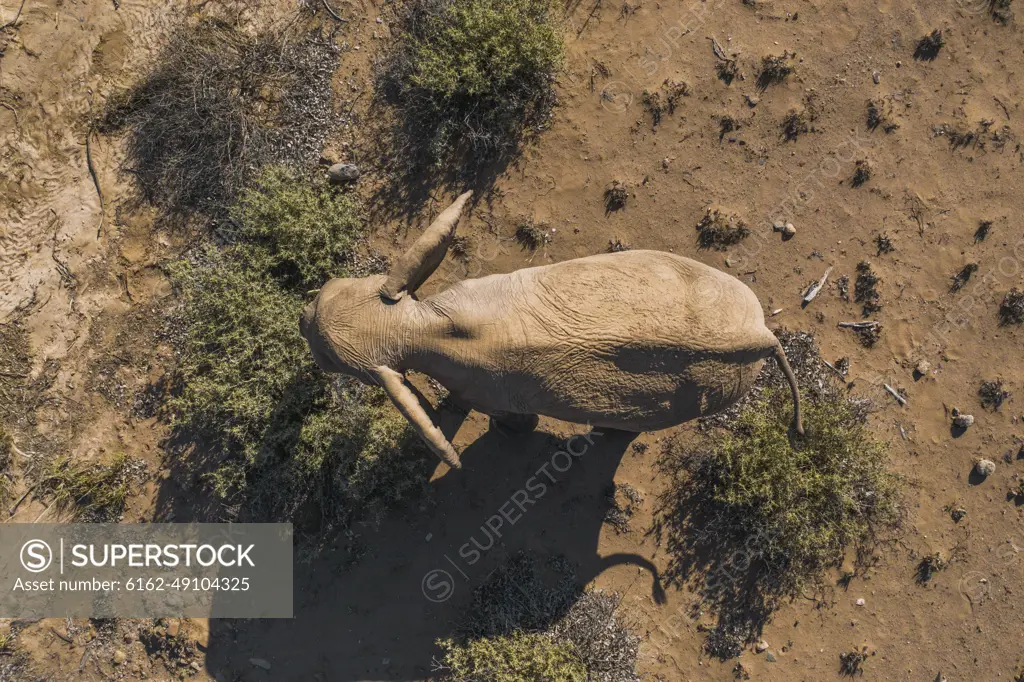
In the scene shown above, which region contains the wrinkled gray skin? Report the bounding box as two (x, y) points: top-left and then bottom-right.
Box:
(301, 192), (803, 468)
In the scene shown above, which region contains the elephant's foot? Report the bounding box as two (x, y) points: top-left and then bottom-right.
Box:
(488, 413), (540, 434)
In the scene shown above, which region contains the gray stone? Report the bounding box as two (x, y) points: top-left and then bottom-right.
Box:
(975, 458), (996, 477)
(328, 163), (361, 184)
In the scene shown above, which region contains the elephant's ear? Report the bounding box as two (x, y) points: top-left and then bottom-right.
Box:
(380, 191), (473, 301)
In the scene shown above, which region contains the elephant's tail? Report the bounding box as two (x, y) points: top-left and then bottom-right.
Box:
(772, 340), (805, 435)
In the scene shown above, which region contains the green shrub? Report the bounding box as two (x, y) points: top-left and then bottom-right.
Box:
(437, 632), (586, 682)
(657, 338), (904, 657)
(378, 0), (563, 170)
(663, 387), (897, 593)
(229, 166), (364, 289)
(167, 246), (431, 530)
(688, 390), (903, 589)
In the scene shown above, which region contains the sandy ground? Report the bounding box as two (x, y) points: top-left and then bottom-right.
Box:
(3, 0), (1024, 679)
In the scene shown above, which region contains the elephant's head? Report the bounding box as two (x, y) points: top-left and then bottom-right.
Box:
(299, 191), (473, 468)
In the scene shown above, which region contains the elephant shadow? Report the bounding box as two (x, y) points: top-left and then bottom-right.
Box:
(199, 421), (659, 682)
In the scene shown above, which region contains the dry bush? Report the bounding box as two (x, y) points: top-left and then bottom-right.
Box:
(436, 551), (640, 682)
(99, 18), (340, 220)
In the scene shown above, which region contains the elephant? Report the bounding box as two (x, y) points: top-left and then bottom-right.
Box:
(300, 191), (803, 469)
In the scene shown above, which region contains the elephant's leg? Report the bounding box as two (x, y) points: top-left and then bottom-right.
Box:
(488, 412), (540, 433)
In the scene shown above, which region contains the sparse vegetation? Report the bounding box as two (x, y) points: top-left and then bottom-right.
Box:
(657, 338), (903, 655)
(916, 552), (947, 584)
(696, 209), (750, 250)
(1000, 289), (1024, 325)
(839, 647), (869, 676)
(782, 109), (810, 141)
(604, 182), (629, 213)
(436, 551), (640, 681)
(855, 261), (881, 316)
(607, 238), (631, 252)
(757, 53), (794, 89)
(36, 454), (148, 522)
(974, 220), (993, 242)
(979, 380), (1010, 411)
(641, 79), (689, 128)
(515, 220), (551, 250)
(867, 99), (899, 133)
(914, 29), (944, 61)
(717, 60), (739, 85)
(99, 18), (339, 219)
(851, 160), (873, 187)
(950, 263), (979, 293)
(991, 0), (1014, 23)
(604, 483), (643, 534)
(376, 0), (564, 172)
(874, 233), (894, 255)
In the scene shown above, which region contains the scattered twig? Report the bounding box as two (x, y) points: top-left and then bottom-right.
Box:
(50, 627), (75, 645)
(321, 0), (347, 22)
(994, 96), (1011, 121)
(838, 321), (880, 329)
(821, 359), (846, 377)
(884, 383), (907, 406)
(8, 482), (40, 517)
(85, 125), (105, 238)
(802, 266), (833, 305)
(0, 0), (27, 30)
(0, 102), (17, 126)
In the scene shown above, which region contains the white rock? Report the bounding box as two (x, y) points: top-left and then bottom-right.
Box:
(756, 641), (769, 653)
(975, 459), (996, 477)
(953, 413), (975, 429)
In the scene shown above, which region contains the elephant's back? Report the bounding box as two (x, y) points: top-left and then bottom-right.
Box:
(518, 250), (771, 354)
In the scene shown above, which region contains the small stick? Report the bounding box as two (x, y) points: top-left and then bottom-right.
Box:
(884, 383), (907, 406)
(50, 627), (75, 645)
(0, 102), (17, 126)
(821, 359), (846, 377)
(838, 321), (880, 329)
(85, 125), (105, 238)
(802, 266), (833, 305)
(8, 485), (36, 517)
(0, 0), (28, 30)
(322, 0), (347, 21)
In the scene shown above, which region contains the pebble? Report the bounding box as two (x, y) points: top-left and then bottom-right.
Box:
(915, 360), (931, 376)
(975, 458), (996, 477)
(953, 411), (975, 429)
(756, 641), (769, 653)
(662, 158), (670, 169)
(113, 650), (127, 665)
(746, 95), (760, 107)
(766, 652), (777, 662)
(328, 163), (361, 184)
(773, 221), (786, 232)
(782, 223), (796, 238)
(250, 658), (272, 671)
(872, 71), (880, 84)
(855, 598), (866, 606)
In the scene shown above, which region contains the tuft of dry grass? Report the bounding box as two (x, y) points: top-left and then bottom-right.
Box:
(696, 209), (750, 250)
